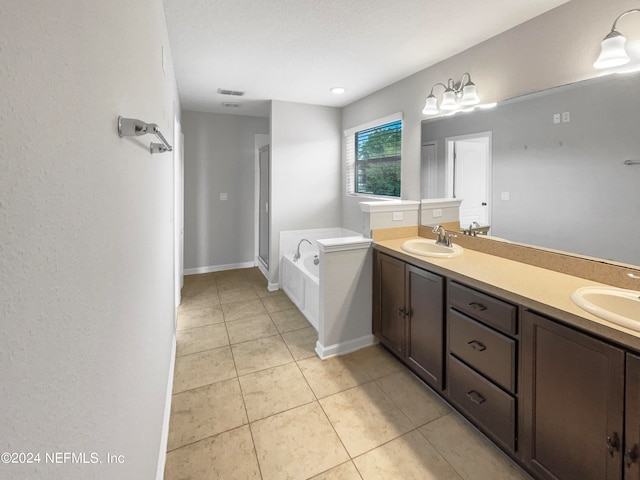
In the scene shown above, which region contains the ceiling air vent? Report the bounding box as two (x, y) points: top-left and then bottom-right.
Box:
(223, 102), (240, 108)
(217, 88), (245, 96)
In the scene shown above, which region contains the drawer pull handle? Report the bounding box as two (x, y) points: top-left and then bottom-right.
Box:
(468, 302), (487, 312)
(466, 390), (486, 405)
(467, 340), (487, 352)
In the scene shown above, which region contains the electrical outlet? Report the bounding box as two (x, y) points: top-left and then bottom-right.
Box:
(562, 111), (570, 123)
(433, 209), (442, 218)
(392, 211), (403, 221)
(553, 113), (561, 124)
(220, 193), (228, 201)
(501, 192), (510, 201)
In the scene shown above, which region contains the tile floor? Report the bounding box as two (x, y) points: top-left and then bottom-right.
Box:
(164, 267), (531, 480)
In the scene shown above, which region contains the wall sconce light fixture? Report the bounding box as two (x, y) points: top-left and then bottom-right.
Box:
(594, 9), (640, 69)
(422, 73), (480, 115)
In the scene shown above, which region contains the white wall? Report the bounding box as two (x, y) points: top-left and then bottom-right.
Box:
(0, 1), (179, 479)
(269, 101), (342, 285)
(182, 112), (269, 273)
(341, 0), (632, 232)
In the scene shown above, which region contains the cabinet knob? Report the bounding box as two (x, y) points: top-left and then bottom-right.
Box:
(625, 445), (639, 467)
(606, 433), (620, 457)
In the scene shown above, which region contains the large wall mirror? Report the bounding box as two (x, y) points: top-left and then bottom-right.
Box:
(420, 71), (640, 267)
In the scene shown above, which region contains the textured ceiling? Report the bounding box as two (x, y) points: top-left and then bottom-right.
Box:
(163, 0), (569, 117)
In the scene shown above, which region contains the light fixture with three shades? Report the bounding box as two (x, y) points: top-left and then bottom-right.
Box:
(422, 73), (480, 115)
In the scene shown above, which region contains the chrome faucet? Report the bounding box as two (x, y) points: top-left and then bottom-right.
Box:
(294, 238), (312, 262)
(432, 225), (446, 245)
(433, 225), (456, 247)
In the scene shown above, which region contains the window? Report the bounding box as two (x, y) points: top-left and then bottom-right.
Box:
(345, 113), (402, 198)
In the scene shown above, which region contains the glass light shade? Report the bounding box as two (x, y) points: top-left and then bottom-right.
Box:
(594, 32), (631, 69)
(460, 83), (480, 105)
(440, 89), (458, 110)
(422, 95), (439, 115)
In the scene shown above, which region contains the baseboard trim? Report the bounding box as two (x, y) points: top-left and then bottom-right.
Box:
(156, 334), (176, 480)
(184, 261), (255, 275)
(315, 334), (377, 360)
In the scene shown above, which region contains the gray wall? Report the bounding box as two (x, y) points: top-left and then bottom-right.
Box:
(421, 73), (640, 265)
(341, 0), (636, 236)
(0, 1), (180, 478)
(270, 101), (342, 286)
(182, 111), (269, 272)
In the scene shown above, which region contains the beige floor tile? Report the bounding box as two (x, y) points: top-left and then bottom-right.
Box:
(310, 461), (363, 480)
(270, 308), (312, 333)
(181, 281), (218, 299)
(226, 314), (279, 345)
(216, 278), (254, 292)
(222, 299), (268, 322)
(253, 284), (278, 298)
(320, 382), (415, 457)
(353, 430), (462, 480)
(245, 267), (266, 282)
(218, 287), (259, 305)
(168, 378), (247, 451)
(261, 292), (296, 313)
(178, 293), (221, 312)
(375, 369), (452, 427)
(419, 414), (529, 480)
(177, 305), (224, 331)
(346, 344), (403, 380)
(282, 325), (318, 360)
(164, 425), (260, 480)
(176, 323), (229, 357)
(297, 355), (371, 398)
(251, 402), (349, 480)
(239, 362), (315, 421)
(231, 335), (294, 376)
(173, 346), (236, 394)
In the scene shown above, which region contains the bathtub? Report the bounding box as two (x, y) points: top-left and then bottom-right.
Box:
(281, 250), (320, 330)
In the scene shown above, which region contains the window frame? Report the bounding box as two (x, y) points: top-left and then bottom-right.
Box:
(344, 112), (403, 199)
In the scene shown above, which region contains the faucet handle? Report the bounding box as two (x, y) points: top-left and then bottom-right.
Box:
(445, 232), (457, 247)
(432, 225), (442, 233)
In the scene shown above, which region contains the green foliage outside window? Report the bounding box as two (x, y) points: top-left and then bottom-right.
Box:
(355, 120), (401, 197)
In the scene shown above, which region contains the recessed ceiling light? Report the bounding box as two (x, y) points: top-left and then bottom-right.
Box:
(330, 87), (346, 95)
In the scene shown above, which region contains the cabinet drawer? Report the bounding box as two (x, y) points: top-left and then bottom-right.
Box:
(449, 310), (516, 393)
(448, 282), (517, 335)
(448, 355), (516, 451)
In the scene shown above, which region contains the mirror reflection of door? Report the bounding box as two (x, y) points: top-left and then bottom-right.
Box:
(420, 142), (438, 199)
(446, 132), (491, 229)
(258, 145), (270, 268)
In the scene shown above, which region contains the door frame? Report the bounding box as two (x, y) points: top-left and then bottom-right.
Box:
(254, 134), (270, 275)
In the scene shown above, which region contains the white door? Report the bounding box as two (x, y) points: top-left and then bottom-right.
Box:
(446, 133), (491, 228)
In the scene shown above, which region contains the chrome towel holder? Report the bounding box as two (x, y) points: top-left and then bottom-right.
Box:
(623, 159), (640, 166)
(118, 116), (173, 154)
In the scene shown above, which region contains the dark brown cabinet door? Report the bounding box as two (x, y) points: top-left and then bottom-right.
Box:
(406, 265), (444, 390)
(521, 311), (625, 480)
(625, 353), (640, 480)
(376, 253), (407, 357)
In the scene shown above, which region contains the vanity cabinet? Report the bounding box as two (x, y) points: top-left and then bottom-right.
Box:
(520, 310), (631, 480)
(373, 245), (640, 480)
(446, 281), (518, 452)
(373, 251), (444, 390)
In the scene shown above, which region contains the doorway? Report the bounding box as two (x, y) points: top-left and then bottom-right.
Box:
(445, 132), (492, 228)
(258, 145), (270, 269)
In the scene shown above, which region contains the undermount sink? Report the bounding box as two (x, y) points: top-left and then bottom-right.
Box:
(571, 286), (640, 331)
(401, 238), (463, 258)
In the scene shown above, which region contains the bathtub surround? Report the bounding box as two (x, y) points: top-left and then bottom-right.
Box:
(280, 228), (375, 358)
(1, 1), (180, 479)
(317, 236), (375, 358)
